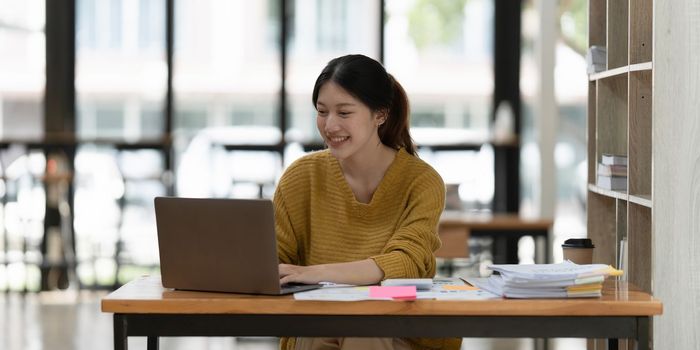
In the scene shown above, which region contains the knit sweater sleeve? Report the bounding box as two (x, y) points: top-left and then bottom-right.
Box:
(273, 177), (300, 265)
(371, 169), (445, 279)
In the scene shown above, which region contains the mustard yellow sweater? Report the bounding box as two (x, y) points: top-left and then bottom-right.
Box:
(274, 148), (461, 350)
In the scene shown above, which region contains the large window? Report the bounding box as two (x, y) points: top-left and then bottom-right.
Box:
(174, 0), (280, 136)
(74, 0), (169, 287)
(385, 0), (493, 137)
(520, 0), (588, 263)
(173, 0), (283, 199)
(0, 0), (46, 291)
(76, 0), (167, 139)
(385, 0), (496, 210)
(0, 0), (45, 139)
(4, 0), (517, 290)
(286, 0), (380, 143)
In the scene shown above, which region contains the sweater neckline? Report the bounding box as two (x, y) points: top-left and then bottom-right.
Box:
(328, 148), (406, 209)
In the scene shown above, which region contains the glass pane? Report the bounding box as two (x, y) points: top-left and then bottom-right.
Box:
(73, 145), (122, 287)
(419, 147), (494, 211)
(520, 0), (588, 264)
(0, 0), (45, 139)
(173, 0), (281, 138)
(173, 0), (282, 198)
(554, 0), (588, 263)
(73, 145), (166, 287)
(286, 0), (380, 143)
(76, 0), (167, 140)
(0, 0), (45, 292)
(384, 0), (494, 146)
(75, 0), (167, 287)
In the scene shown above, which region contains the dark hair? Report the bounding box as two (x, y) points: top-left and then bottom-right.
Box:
(311, 54), (416, 156)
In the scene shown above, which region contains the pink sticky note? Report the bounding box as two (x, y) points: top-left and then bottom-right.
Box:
(369, 286), (417, 300)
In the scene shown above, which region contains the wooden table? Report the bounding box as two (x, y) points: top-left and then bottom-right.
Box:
(102, 276), (662, 350)
(438, 212), (554, 264)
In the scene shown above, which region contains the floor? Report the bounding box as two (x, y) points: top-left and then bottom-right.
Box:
(0, 290), (586, 350)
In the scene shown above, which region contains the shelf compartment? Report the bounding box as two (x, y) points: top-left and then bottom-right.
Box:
(628, 203), (652, 293)
(628, 70), (652, 197)
(629, 0), (653, 64)
(596, 74), (628, 163)
(587, 191), (617, 266)
(606, 0), (629, 69)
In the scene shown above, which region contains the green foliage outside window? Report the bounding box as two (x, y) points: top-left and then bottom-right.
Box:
(408, 0), (468, 50)
(559, 0), (587, 55)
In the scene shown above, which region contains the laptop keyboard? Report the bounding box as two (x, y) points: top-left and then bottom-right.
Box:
(280, 282), (322, 294)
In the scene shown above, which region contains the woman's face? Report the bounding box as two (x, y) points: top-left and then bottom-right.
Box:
(315, 81), (384, 161)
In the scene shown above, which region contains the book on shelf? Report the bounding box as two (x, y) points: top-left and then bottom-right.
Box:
(597, 174), (627, 191)
(597, 163), (627, 177)
(586, 46), (606, 74)
(601, 153), (628, 166)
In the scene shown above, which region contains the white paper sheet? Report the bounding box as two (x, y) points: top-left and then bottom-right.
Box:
(293, 277), (499, 301)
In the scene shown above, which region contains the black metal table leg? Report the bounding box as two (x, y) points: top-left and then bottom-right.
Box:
(505, 236), (520, 264)
(147, 336), (159, 350)
(607, 338), (619, 350)
(493, 236), (509, 263)
(475, 229), (549, 264)
(114, 314), (128, 350)
(637, 317), (650, 350)
(533, 337), (548, 350)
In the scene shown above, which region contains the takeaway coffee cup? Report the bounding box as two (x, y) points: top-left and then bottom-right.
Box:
(562, 238), (594, 264)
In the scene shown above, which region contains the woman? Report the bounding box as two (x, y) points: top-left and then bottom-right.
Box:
(274, 54), (460, 350)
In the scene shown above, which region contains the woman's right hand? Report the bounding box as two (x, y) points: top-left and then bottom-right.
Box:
(278, 263), (326, 285)
(279, 259), (384, 286)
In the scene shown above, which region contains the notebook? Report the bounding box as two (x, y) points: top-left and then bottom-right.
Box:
(154, 197), (321, 295)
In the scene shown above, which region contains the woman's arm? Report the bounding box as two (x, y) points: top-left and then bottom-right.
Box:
(371, 171), (445, 279)
(274, 184), (300, 265)
(279, 259), (384, 285)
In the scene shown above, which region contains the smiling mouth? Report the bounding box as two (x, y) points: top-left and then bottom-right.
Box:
(326, 136), (350, 146)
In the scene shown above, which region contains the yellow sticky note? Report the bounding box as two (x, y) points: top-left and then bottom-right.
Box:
(443, 285), (479, 291)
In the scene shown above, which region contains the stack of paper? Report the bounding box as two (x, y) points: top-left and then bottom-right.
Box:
(467, 261), (622, 299)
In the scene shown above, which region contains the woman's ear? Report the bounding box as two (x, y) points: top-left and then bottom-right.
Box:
(374, 109), (389, 126)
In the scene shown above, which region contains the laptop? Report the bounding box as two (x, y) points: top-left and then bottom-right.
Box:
(154, 197), (321, 295)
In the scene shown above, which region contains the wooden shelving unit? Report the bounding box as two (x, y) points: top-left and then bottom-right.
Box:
(587, 0), (653, 348)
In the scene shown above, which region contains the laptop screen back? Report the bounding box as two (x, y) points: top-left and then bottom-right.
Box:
(155, 197), (283, 294)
